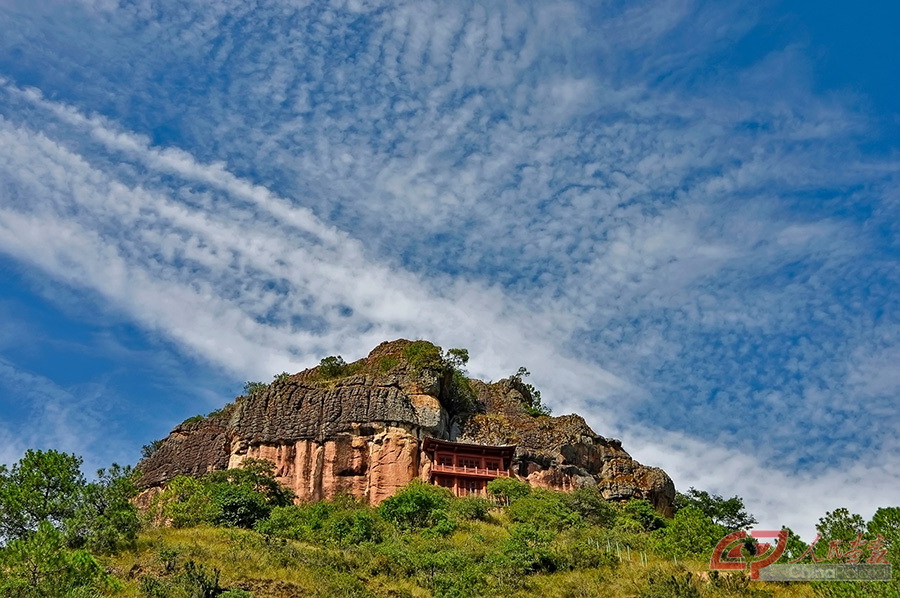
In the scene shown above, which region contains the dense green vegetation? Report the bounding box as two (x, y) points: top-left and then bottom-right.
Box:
(400, 341), (477, 413)
(1, 449), (898, 598)
(0, 450), (140, 596)
(315, 356), (363, 380)
(675, 488), (758, 531)
(150, 460), (295, 530)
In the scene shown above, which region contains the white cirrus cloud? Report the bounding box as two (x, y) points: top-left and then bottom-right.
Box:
(0, 0), (897, 535)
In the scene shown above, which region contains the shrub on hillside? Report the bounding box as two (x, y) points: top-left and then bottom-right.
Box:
(486, 477), (531, 505)
(621, 500), (666, 532)
(204, 459), (294, 508)
(564, 486), (618, 527)
(507, 490), (581, 532)
(500, 523), (559, 573)
(324, 508), (382, 545)
(141, 439), (164, 459)
(207, 483), (270, 528)
(378, 480), (454, 532)
(139, 558), (250, 598)
(256, 501), (337, 542)
(510, 367), (552, 417)
(242, 381), (267, 397)
(0, 522), (112, 597)
(257, 497), (383, 545)
(651, 505), (726, 559)
(424, 550), (485, 598)
(153, 460), (294, 530)
(449, 496), (493, 521)
(152, 475), (216, 528)
(555, 528), (623, 570)
(447, 368), (478, 413)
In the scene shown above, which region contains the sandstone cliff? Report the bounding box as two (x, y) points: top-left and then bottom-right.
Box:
(137, 340), (675, 515)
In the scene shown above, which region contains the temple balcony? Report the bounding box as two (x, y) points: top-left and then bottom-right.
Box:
(430, 463), (511, 478)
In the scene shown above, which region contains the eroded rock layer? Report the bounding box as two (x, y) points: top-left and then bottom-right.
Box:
(137, 340), (675, 515)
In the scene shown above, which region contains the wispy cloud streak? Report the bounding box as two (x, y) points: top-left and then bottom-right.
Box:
(0, 0), (897, 534)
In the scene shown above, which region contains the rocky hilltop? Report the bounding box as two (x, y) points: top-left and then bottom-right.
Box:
(138, 340), (675, 515)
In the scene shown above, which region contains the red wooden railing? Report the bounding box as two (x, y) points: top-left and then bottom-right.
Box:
(431, 463), (511, 478)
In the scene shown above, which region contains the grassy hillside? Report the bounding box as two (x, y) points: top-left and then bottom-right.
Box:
(100, 522), (817, 598)
(104, 514), (820, 598)
(2, 450), (897, 598)
(105, 476), (827, 598)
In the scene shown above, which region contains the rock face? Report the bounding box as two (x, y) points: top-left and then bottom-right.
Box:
(137, 340), (675, 516)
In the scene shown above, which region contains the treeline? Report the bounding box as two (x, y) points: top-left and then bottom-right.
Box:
(1, 449), (898, 598)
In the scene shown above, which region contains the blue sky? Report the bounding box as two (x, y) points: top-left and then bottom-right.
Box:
(0, 0), (898, 538)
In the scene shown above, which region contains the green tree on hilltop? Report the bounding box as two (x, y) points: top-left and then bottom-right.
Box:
(318, 355), (348, 378)
(868, 507), (900, 549)
(242, 380), (267, 396)
(674, 487), (757, 531)
(0, 450), (137, 596)
(65, 464), (140, 554)
(653, 505), (726, 558)
(511, 367), (551, 417)
(817, 507), (866, 542)
(444, 347), (470, 371)
(0, 449), (85, 540)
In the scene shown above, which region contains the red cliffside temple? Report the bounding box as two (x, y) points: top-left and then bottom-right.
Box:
(136, 340), (677, 516)
(423, 438), (515, 497)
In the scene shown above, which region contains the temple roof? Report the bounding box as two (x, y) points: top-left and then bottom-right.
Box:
(422, 437), (516, 459)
